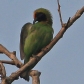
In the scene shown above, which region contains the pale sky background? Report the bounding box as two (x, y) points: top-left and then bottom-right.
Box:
(0, 0), (84, 84)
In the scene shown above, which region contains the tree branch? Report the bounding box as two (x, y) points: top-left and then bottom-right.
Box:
(57, 0), (63, 26)
(0, 44), (23, 67)
(29, 70), (41, 84)
(0, 60), (17, 66)
(0, 62), (7, 84)
(68, 6), (84, 27)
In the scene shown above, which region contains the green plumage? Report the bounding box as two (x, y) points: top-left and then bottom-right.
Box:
(24, 22), (53, 63)
(20, 8), (54, 81)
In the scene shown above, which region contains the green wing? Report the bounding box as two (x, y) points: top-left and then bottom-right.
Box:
(20, 23), (33, 60)
(24, 23), (53, 63)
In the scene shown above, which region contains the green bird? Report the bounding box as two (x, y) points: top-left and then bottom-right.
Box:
(20, 8), (54, 81)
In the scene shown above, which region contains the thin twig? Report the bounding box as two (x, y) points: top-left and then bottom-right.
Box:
(0, 60), (20, 67)
(57, 0), (63, 26)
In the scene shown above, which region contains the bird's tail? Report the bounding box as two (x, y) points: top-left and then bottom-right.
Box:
(20, 70), (30, 81)
(20, 57), (30, 81)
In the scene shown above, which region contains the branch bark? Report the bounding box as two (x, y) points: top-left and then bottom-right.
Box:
(29, 70), (41, 84)
(0, 62), (6, 84)
(0, 60), (17, 66)
(57, 0), (63, 26)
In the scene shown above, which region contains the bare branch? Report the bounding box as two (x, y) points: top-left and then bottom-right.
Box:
(0, 62), (6, 78)
(0, 44), (23, 67)
(0, 60), (17, 66)
(0, 62), (6, 84)
(29, 70), (41, 84)
(66, 6), (84, 28)
(57, 0), (63, 26)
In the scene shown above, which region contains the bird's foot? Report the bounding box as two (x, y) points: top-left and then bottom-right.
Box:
(32, 54), (40, 61)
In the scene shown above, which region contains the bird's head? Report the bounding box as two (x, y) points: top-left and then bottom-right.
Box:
(33, 8), (53, 25)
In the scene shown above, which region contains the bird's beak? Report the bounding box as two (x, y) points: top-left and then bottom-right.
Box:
(33, 17), (38, 24)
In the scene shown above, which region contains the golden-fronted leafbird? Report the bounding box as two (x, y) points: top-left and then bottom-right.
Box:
(20, 8), (54, 81)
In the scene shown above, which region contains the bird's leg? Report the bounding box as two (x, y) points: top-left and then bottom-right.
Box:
(32, 54), (40, 61)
